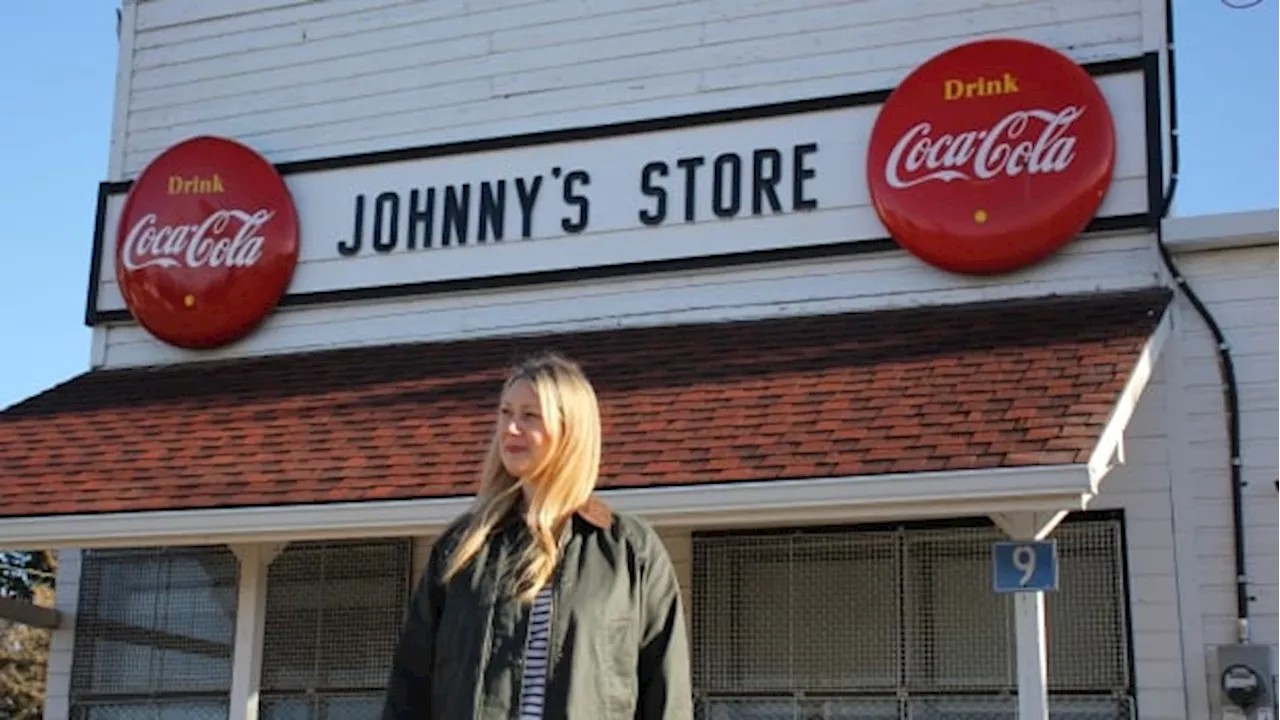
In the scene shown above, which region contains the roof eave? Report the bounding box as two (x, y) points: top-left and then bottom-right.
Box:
(1086, 300), (1173, 489)
(1161, 208), (1278, 253)
(0, 464), (1099, 549)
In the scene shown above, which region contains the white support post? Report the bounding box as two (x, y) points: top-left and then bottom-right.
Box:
(1015, 591), (1050, 720)
(229, 543), (283, 720)
(989, 511), (1065, 720)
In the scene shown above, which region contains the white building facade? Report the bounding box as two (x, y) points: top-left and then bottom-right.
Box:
(0, 1), (1275, 719)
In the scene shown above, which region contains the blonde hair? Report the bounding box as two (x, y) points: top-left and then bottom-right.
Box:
(442, 352), (603, 603)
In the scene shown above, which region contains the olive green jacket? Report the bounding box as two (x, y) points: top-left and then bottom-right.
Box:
(381, 496), (694, 720)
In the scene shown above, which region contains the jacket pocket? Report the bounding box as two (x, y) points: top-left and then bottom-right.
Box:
(596, 616), (639, 718)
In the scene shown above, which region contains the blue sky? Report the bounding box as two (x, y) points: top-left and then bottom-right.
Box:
(0, 1), (1276, 410)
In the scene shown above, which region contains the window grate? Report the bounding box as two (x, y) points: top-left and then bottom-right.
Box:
(259, 538), (411, 718)
(69, 546), (239, 720)
(692, 516), (1131, 720)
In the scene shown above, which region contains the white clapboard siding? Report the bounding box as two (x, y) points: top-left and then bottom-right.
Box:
(98, 231), (1163, 368)
(1086, 242), (1277, 720)
(120, 0), (1146, 174)
(1138, 242), (1278, 719)
(1174, 249), (1279, 654)
(1095, 367), (1185, 719)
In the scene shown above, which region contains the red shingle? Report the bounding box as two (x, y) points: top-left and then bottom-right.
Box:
(0, 288), (1171, 518)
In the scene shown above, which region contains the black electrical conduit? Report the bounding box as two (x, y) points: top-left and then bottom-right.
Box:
(1155, 0), (1252, 644)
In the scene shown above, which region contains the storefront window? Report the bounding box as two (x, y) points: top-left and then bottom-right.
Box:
(258, 538), (410, 720)
(692, 514), (1131, 720)
(70, 546), (239, 720)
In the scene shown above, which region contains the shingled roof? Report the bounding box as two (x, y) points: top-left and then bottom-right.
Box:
(0, 287), (1172, 519)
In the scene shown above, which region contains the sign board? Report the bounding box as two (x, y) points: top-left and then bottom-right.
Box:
(866, 39), (1117, 276)
(992, 540), (1059, 593)
(114, 136), (300, 349)
(90, 60), (1151, 331)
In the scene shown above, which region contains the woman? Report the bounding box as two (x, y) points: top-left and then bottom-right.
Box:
(382, 352), (693, 720)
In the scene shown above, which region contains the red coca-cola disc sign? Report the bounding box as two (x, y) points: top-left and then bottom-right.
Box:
(866, 39), (1116, 275)
(115, 136), (299, 349)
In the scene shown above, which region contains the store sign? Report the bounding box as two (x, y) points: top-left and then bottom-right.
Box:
(94, 60), (1143, 322)
(866, 39), (1117, 275)
(114, 136), (300, 349)
(332, 143), (820, 257)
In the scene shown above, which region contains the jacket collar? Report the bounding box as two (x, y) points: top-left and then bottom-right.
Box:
(502, 493), (614, 531)
(574, 494), (613, 529)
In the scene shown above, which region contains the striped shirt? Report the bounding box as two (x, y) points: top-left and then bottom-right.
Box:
(517, 583), (554, 719)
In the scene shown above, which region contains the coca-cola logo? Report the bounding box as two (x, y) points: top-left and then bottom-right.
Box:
(114, 136), (299, 349)
(121, 210), (273, 270)
(885, 107), (1083, 188)
(866, 39), (1116, 275)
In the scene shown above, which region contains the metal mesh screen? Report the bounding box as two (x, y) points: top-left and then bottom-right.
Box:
(693, 696), (1132, 720)
(696, 696), (901, 719)
(70, 700), (230, 720)
(259, 538), (410, 719)
(693, 531), (900, 693)
(69, 546), (239, 720)
(692, 516), (1131, 719)
(904, 695), (1133, 719)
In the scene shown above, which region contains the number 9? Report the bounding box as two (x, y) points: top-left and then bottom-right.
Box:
(1013, 545), (1037, 586)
